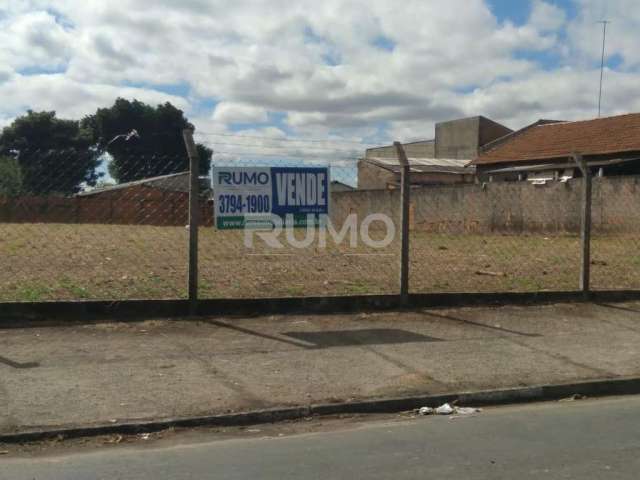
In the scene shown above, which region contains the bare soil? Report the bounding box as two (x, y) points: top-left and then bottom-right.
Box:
(0, 223), (638, 301)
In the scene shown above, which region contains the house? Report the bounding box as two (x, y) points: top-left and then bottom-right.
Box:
(358, 115), (512, 189)
(473, 113), (640, 183)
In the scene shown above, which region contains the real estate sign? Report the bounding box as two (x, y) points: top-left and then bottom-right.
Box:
(212, 166), (329, 229)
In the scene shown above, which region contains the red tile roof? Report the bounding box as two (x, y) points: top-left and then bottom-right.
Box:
(474, 113), (640, 165)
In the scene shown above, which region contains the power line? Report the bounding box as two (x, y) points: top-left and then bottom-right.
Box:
(200, 140), (361, 153)
(197, 131), (376, 146)
(212, 150), (359, 162)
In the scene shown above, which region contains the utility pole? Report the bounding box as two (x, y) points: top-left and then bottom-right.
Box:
(597, 20), (610, 117)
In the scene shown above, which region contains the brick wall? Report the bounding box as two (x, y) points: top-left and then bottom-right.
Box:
(0, 186), (214, 226)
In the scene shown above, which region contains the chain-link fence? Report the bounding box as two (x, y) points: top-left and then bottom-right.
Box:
(0, 148), (191, 301)
(590, 176), (640, 291)
(409, 181), (583, 293)
(198, 145), (400, 299)
(0, 141), (639, 303)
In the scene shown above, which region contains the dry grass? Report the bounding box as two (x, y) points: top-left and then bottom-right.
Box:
(0, 223), (638, 301)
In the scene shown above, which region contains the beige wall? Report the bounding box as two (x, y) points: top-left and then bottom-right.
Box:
(357, 161), (474, 190)
(365, 141), (435, 159)
(435, 116), (513, 160)
(435, 117), (481, 159)
(357, 160), (396, 189)
(331, 175), (640, 234)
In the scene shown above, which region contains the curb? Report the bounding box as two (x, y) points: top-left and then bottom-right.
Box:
(3, 290), (640, 326)
(3, 376), (640, 444)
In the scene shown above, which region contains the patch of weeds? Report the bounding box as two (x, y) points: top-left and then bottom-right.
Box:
(285, 286), (306, 296)
(149, 275), (164, 284)
(18, 285), (53, 302)
(2, 240), (26, 255)
(510, 276), (545, 292)
(343, 281), (375, 294)
(58, 278), (91, 299)
(66, 284), (90, 299)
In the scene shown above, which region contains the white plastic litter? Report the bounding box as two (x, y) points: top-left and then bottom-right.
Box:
(417, 403), (481, 416)
(435, 403), (454, 415)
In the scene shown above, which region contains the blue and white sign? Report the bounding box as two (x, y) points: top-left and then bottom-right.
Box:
(212, 166), (330, 229)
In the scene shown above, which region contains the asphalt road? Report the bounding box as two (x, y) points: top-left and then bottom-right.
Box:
(4, 396), (640, 479)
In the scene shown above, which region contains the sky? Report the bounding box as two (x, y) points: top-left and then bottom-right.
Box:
(1, 0), (638, 165)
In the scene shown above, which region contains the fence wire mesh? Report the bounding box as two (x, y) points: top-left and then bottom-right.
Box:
(198, 150), (400, 299)
(0, 148), (190, 301)
(1, 141), (639, 303)
(409, 181), (583, 293)
(591, 176), (640, 290)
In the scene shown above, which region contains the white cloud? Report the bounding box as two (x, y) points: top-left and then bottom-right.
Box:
(212, 102), (268, 124)
(0, 10), (73, 70)
(0, 73), (189, 121)
(1, 0), (640, 145)
(529, 0), (567, 32)
(567, 0), (640, 69)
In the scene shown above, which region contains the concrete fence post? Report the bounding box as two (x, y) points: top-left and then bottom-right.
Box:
(572, 153), (592, 297)
(183, 129), (200, 315)
(395, 141), (410, 305)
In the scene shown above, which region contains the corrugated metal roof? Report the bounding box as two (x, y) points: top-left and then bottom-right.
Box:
(363, 157), (475, 174)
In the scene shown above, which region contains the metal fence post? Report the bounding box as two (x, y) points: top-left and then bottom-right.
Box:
(394, 141), (410, 305)
(183, 129), (200, 314)
(572, 153), (592, 298)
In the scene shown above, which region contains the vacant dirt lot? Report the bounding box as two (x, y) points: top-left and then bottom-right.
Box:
(0, 223), (638, 301)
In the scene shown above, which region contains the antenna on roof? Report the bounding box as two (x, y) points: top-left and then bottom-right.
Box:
(597, 20), (610, 117)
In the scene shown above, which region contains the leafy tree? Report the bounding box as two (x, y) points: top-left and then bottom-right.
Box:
(0, 155), (23, 197)
(0, 111), (100, 195)
(82, 98), (212, 183)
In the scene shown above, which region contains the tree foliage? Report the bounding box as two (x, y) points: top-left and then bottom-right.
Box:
(82, 98), (212, 183)
(0, 111), (100, 195)
(0, 155), (23, 197)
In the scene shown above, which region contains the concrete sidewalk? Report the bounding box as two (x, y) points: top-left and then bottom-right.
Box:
(1, 301), (639, 434)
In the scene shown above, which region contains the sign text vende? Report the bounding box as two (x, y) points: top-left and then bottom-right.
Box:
(212, 166), (329, 229)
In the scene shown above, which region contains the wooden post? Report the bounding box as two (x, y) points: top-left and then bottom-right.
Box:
(572, 153), (592, 297)
(395, 141), (410, 305)
(183, 129), (200, 315)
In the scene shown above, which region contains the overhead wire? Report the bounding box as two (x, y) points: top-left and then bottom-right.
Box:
(197, 131), (378, 147)
(200, 140), (362, 153)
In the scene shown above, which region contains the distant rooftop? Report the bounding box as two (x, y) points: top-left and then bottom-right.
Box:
(475, 113), (640, 165)
(78, 172), (211, 196)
